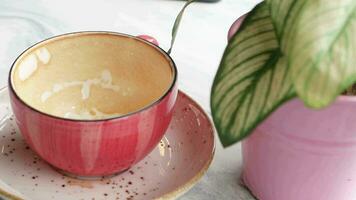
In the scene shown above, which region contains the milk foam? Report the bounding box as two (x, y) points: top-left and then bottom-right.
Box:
(18, 54), (38, 81)
(18, 47), (51, 81)
(41, 69), (123, 103)
(64, 108), (121, 119)
(35, 47), (51, 64)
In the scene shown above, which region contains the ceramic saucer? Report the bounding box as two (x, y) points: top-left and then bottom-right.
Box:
(0, 87), (215, 200)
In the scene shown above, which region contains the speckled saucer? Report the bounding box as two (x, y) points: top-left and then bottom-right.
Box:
(0, 87), (215, 200)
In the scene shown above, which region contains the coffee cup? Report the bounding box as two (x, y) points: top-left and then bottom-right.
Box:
(8, 32), (178, 177)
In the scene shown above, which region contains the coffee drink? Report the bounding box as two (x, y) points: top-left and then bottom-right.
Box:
(11, 32), (174, 119)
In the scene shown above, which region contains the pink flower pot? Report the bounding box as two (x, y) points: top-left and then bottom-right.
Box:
(227, 14), (247, 41)
(242, 97), (356, 200)
(228, 14), (356, 199)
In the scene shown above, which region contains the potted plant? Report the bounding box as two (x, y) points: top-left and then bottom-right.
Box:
(211, 0), (356, 200)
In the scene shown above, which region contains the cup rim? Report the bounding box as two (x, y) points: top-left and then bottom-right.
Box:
(8, 31), (178, 122)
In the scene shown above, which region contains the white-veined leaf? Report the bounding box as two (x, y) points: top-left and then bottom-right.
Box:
(211, 2), (295, 146)
(268, 0), (356, 108)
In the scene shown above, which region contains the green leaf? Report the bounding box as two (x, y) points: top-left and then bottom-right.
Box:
(268, 0), (356, 108)
(168, 0), (196, 54)
(211, 2), (296, 147)
(265, 0), (297, 38)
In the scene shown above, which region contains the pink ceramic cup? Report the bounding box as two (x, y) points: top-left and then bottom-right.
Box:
(8, 32), (178, 177)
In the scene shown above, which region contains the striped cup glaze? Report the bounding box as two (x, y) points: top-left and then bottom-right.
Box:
(8, 32), (178, 177)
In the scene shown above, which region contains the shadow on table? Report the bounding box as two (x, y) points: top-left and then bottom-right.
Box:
(179, 169), (257, 200)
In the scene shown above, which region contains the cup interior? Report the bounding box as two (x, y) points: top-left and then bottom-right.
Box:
(10, 32), (175, 120)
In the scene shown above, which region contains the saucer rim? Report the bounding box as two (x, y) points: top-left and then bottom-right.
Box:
(0, 187), (23, 200)
(0, 86), (216, 200)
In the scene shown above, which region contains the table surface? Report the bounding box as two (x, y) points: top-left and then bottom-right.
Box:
(0, 0), (260, 199)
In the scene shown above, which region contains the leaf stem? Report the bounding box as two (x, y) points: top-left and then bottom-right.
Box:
(168, 0), (196, 54)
